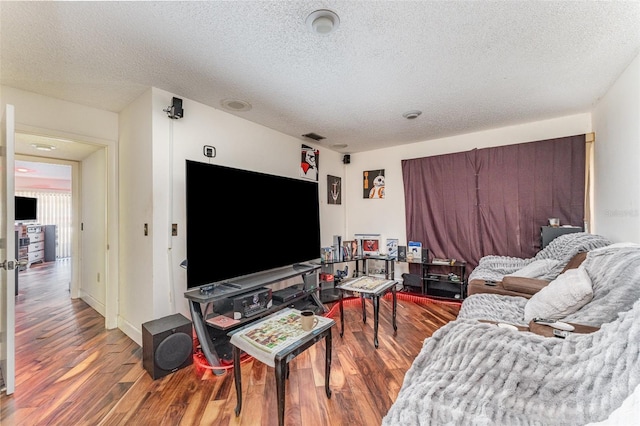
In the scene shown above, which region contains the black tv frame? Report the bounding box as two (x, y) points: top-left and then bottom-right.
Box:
(185, 160), (321, 290)
(15, 196), (38, 222)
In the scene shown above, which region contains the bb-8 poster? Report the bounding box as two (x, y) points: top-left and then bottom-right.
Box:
(363, 169), (385, 199)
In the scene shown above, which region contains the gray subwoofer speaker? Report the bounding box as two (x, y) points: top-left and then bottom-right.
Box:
(142, 313), (193, 380)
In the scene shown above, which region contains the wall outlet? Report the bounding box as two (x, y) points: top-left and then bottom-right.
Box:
(172, 223), (178, 236)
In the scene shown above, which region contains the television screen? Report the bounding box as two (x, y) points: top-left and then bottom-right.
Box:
(15, 196), (37, 221)
(185, 160), (321, 289)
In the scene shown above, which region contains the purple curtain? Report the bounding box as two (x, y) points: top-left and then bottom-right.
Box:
(402, 135), (585, 270)
(402, 149), (482, 272)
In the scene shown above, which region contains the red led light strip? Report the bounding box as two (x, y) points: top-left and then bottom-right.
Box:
(193, 292), (462, 372)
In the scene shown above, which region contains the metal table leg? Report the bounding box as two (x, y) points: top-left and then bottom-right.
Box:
(373, 294), (380, 348)
(275, 359), (287, 426)
(325, 328), (332, 398)
(392, 285), (398, 333)
(233, 346), (242, 417)
(339, 289), (344, 338)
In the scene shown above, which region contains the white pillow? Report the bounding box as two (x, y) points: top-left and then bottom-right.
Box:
(524, 267), (593, 323)
(506, 259), (563, 280)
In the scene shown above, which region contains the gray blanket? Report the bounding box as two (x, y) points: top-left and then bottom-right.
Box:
(383, 244), (640, 425)
(460, 243), (640, 327)
(468, 232), (612, 283)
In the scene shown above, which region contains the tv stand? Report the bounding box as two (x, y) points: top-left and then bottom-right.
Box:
(184, 264), (322, 373)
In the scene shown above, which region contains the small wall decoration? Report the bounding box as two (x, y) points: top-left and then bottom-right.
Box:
(300, 144), (319, 181)
(327, 175), (341, 205)
(363, 169), (385, 199)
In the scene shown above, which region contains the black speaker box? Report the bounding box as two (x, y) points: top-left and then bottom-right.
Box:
(422, 248), (430, 263)
(171, 97), (183, 119)
(343, 154), (351, 164)
(142, 313), (193, 380)
(398, 246), (407, 262)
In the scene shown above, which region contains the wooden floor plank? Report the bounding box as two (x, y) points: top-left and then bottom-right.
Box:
(1, 260), (459, 425)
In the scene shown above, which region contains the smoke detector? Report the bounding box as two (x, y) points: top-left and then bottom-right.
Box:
(306, 9), (340, 35)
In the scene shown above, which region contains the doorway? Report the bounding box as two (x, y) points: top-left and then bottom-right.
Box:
(15, 159), (73, 295)
(9, 133), (111, 391)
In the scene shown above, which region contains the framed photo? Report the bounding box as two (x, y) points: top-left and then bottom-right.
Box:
(300, 144), (319, 181)
(327, 175), (341, 205)
(363, 169), (385, 199)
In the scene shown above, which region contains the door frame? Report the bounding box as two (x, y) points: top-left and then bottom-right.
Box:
(1, 104), (16, 395)
(13, 124), (118, 330)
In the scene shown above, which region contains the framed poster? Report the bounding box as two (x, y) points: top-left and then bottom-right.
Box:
(363, 169), (385, 199)
(327, 175), (341, 205)
(300, 144), (319, 181)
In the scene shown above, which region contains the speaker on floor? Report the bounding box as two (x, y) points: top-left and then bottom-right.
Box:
(142, 313), (193, 380)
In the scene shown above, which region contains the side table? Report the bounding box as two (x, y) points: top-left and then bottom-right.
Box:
(229, 308), (335, 426)
(337, 276), (398, 348)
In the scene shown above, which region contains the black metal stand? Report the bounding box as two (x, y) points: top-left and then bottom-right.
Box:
(185, 264), (322, 372)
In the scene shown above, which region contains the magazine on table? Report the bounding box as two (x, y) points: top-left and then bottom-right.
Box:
(338, 275), (396, 293)
(233, 308), (333, 355)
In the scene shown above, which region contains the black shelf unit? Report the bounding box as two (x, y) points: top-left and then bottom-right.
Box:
(184, 264), (323, 371)
(422, 261), (467, 300)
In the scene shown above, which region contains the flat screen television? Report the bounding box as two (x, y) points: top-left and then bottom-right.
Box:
(15, 196), (38, 222)
(185, 160), (321, 290)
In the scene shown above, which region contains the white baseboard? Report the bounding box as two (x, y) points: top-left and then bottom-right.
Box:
(79, 291), (105, 317)
(118, 317), (142, 347)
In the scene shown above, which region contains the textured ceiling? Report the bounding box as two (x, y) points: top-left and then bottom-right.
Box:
(2, 1), (640, 154)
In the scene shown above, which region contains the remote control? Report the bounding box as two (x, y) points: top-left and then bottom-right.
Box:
(553, 329), (570, 339)
(532, 318), (575, 331)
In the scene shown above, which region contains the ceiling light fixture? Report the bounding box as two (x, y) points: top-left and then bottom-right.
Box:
(31, 143), (56, 151)
(221, 99), (252, 112)
(403, 110), (422, 120)
(306, 9), (340, 35)
(332, 143), (348, 149)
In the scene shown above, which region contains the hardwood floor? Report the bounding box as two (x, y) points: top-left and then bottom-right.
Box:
(1, 261), (460, 425)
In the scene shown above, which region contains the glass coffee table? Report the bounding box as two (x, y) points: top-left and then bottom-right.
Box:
(228, 308), (335, 426)
(337, 276), (398, 348)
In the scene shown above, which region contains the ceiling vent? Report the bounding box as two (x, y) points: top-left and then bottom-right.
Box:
(302, 132), (326, 141)
(403, 110), (422, 120)
(221, 98), (252, 112)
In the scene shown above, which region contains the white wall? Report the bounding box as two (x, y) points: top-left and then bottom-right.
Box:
(79, 149), (107, 315)
(118, 89), (154, 342)
(592, 53), (640, 243)
(0, 86), (118, 143)
(116, 88), (344, 344)
(346, 113), (592, 276)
